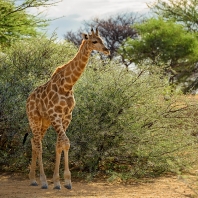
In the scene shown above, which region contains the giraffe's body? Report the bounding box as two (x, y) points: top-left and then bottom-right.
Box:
(26, 29), (110, 189)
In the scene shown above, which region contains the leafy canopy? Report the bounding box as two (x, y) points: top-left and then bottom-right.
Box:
(0, 0), (60, 47)
(120, 18), (198, 66)
(149, 0), (198, 32)
(119, 18), (198, 90)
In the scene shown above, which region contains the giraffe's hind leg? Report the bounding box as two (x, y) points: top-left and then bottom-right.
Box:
(29, 138), (38, 186)
(39, 119), (50, 188)
(28, 116), (41, 187)
(28, 116), (49, 189)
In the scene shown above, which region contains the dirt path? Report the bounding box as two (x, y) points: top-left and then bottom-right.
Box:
(0, 173), (197, 198)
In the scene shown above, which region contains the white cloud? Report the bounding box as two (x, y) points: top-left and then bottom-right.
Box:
(40, 0), (151, 19)
(28, 0), (155, 38)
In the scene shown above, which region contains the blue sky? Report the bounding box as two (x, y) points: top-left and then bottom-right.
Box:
(28, 0), (155, 39)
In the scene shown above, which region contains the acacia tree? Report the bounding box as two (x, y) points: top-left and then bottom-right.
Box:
(148, 0), (198, 91)
(0, 0), (61, 47)
(64, 13), (139, 67)
(119, 18), (198, 90)
(149, 0), (198, 32)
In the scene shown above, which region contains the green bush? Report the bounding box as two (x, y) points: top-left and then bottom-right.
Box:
(0, 36), (198, 180)
(68, 62), (198, 178)
(0, 35), (76, 170)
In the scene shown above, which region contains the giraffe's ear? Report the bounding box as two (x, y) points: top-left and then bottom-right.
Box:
(96, 28), (99, 36)
(82, 33), (89, 40)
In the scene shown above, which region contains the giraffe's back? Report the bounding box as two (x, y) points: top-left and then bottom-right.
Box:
(26, 81), (76, 123)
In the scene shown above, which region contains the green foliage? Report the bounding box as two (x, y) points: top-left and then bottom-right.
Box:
(0, 36), (198, 181)
(148, 0), (198, 91)
(119, 18), (198, 91)
(0, 0), (35, 45)
(120, 18), (198, 66)
(150, 0), (198, 32)
(68, 63), (198, 178)
(0, 0), (59, 47)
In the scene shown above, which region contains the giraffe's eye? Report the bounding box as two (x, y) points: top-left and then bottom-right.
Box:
(92, 41), (97, 44)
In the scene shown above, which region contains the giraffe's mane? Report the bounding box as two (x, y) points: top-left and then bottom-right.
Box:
(51, 39), (86, 78)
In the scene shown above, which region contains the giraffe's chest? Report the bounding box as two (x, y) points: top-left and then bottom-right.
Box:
(60, 93), (76, 113)
(38, 89), (76, 117)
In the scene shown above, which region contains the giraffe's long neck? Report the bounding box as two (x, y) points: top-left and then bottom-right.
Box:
(51, 40), (91, 90)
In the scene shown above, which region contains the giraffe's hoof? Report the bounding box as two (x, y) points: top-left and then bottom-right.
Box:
(41, 184), (48, 189)
(54, 185), (61, 190)
(64, 183), (72, 190)
(30, 182), (38, 186)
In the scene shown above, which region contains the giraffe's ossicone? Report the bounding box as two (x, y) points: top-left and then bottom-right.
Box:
(25, 28), (110, 190)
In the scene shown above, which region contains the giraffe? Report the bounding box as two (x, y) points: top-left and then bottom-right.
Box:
(25, 28), (110, 190)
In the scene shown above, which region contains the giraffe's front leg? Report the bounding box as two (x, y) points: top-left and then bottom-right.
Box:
(63, 142), (72, 189)
(53, 144), (62, 189)
(53, 134), (71, 189)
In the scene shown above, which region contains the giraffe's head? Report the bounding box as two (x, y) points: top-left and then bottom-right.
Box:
(82, 28), (110, 55)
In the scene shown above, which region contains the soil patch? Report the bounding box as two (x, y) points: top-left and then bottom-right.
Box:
(0, 172), (196, 198)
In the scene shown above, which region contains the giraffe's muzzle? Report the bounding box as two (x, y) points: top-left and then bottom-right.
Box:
(103, 48), (110, 55)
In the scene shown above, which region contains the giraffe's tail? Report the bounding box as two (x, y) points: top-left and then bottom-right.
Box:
(23, 133), (29, 145)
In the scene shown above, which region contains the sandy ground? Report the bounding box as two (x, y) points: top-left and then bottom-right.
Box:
(0, 172), (197, 198)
